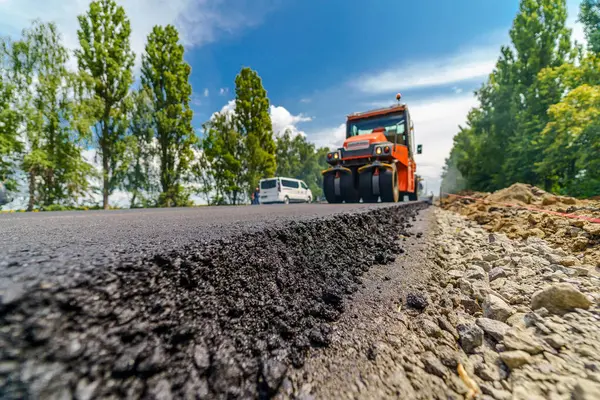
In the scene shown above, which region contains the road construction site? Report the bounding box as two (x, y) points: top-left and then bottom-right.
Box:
(1, 185), (600, 399)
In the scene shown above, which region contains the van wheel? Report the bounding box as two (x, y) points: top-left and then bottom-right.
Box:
(284, 196), (290, 205)
(306, 196), (312, 203)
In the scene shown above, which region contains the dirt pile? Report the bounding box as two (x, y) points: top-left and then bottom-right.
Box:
(442, 183), (600, 267)
(0, 203), (427, 399)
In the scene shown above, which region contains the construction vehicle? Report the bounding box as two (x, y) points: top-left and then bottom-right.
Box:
(321, 94), (422, 203)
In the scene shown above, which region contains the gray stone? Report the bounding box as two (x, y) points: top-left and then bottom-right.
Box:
(572, 379), (600, 400)
(480, 383), (512, 400)
(447, 270), (465, 279)
(476, 318), (510, 341)
(464, 266), (488, 282)
(503, 328), (544, 355)
(1, 282), (26, 305)
(506, 313), (527, 329)
(483, 253), (499, 262)
(499, 350), (532, 369)
(437, 316), (459, 340)
(483, 294), (515, 322)
(193, 343), (210, 372)
(422, 352), (448, 379)
(543, 334), (566, 350)
(489, 267), (507, 282)
(531, 283), (593, 316)
(460, 296), (481, 314)
(420, 319), (442, 338)
(471, 260), (492, 272)
(475, 363), (502, 382)
(457, 323), (483, 354)
(75, 379), (100, 400)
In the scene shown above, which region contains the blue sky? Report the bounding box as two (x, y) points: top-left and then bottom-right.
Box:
(0, 0), (587, 200)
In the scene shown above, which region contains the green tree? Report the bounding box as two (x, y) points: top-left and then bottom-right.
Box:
(123, 88), (157, 208)
(201, 112), (244, 204)
(502, 0), (572, 188)
(75, 0), (135, 210)
(234, 67), (276, 197)
(0, 72), (22, 198)
(141, 25), (196, 207)
(275, 129), (330, 200)
(3, 21), (92, 210)
(539, 84), (600, 197)
(443, 0), (579, 194)
(580, 0), (600, 53)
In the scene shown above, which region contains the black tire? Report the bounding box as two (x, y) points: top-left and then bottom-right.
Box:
(340, 172), (360, 203)
(284, 196), (290, 204)
(323, 174), (342, 203)
(359, 171), (378, 203)
(380, 168), (399, 203)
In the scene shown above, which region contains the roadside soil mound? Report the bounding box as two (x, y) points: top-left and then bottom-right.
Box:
(442, 183), (600, 267)
(0, 203), (427, 399)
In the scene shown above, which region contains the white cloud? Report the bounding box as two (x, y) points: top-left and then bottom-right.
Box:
(300, 98), (311, 104)
(308, 124), (346, 150)
(352, 47), (497, 94)
(269, 105), (312, 138)
(409, 94), (479, 194)
(203, 88), (210, 97)
(0, 0), (274, 71)
(210, 100), (312, 139)
(219, 88), (229, 96)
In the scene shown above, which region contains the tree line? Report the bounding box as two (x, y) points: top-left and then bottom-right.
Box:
(0, 0), (330, 211)
(442, 0), (600, 198)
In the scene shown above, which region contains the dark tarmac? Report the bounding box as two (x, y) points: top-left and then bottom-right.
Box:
(0, 203), (416, 293)
(0, 201), (429, 399)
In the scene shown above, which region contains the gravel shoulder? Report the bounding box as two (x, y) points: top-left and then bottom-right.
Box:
(280, 207), (436, 399)
(281, 207), (600, 400)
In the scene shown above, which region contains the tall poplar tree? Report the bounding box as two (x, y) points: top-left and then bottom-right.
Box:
(201, 112), (244, 204)
(234, 67), (276, 196)
(3, 21), (92, 210)
(75, 0), (134, 209)
(0, 67), (22, 199)
(123, 87), (157, 208)
(580, 0), (600, 53)
(141, 25), (196, 207)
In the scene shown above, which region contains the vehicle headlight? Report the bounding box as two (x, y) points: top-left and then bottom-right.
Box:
(375, 147), (382, 155)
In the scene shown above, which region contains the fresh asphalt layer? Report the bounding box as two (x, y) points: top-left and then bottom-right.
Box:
(0, 201), (429, 398)
(0, 202), (422, 293)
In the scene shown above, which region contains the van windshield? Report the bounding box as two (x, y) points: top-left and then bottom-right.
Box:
(260, 179), (277, 190)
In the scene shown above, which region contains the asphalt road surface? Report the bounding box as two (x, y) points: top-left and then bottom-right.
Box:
(0, 201), (429, 399)
(0, 202), (420, 293)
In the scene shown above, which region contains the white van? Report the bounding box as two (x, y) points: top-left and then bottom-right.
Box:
(259, 177), (313, 204)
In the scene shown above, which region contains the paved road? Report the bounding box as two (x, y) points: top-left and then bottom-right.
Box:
(0, 202), (420, 293)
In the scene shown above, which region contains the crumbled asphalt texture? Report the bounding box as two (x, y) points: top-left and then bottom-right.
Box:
(0, 202), (427, 399)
